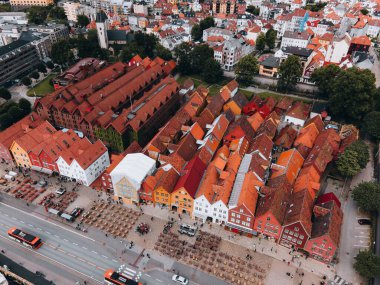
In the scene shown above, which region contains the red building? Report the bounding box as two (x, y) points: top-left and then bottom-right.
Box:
(348, 35), (371, 54)
(278, 189), (314, 249)
(304, 200), (343, 263)
(253, 180), (292, 240)
(223, 117), (255, 145)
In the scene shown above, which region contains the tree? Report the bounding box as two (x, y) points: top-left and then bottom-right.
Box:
(46, 61), (54, 69)
(27, 6), (49, 25)
(329, 68), (376, 123)
(0, 4), (11, 12)
(311, 64), (342, 98)
(0, 88), (11, 100)
(346, 140), (369, 169)
(18, 98), (32, 115)
(0, 113), (13, 130)
(235, 54), (259, 85)
(7, 106), (23, 121)
(77, 15), (90, 27)
(37, 63), (47, 73)
(256, 33), (266, 52)
(202, 58), (223, 84)
(155, 44), (172, 60)
(363, 111), (380, 141)
(51, 40), (73, 66)
(48, 6), (67, 20)
(134, 31), (159, 59)
(277, 55), (302, 92)
(21, 77), (31, 86)
(336, 149), (362, 177)
(361, 8), (369, 15)
(120, 42), (142, 63)
(354, 250), (380, 279)
(30, 71), (40, 80)
(199, 17), (215, 31)
(352, 182), (380, 212)
(174, 42), (193, 75)
(246, 5), (260, 15)
(190, 45), (214, 74)
(265, 29), (277, 50)
(191, 24), (202, 41)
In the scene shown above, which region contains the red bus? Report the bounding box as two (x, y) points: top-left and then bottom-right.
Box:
(104, 269), (142, 285)
(7, 228), (42, 249)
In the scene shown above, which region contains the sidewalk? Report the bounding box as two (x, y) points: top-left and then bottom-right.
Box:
(129, 203), (335, 280)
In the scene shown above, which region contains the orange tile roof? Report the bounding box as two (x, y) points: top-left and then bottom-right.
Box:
(247, 112), (264, 131)
(294, 123), (320, 149)
(271, 148), (304, 185)
(237, 172), (259, 215)
(351, 35), (371, 46)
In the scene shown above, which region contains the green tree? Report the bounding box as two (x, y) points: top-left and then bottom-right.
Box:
(0, 4), (11, 12)
(18, 98), (32, 115)
(256, 33), (266, 52)
(191, 24), (202, 41)
(311, 64), (342, 98)
(46, 61), (54, 69)
(134, 31), (159, 59)
(201, 58), (223, 84)
(235, 54), (259, 85)
(352, 182), (380, 212)
(27, 6), (49, 24)
(265, 29), (277, 50)
(21, 77), (31, 86)
(190, 44), (214, 74)
(120, 42), (142, 63)
(363, 111), (380, 141)
(174, 42), (193, 75)
(51, 40), (73, 66)
(336, 149), (362, 177)
(246, 5), (260, 15)
(30, 71), (39, 80)
(37, 63), (47, 73)
(361, 8), (369, 15)
(0, 113), (13, 130)
(354, 250), (380, 279)
(346, 140), (369, 169)
(277, 55), (302, 92)
(7, 106), (23, 121)
(0, 88), (11, 100)
(155, 44), (172, 60)
(77, 15), (90, 27)
(329, 68), (376, 123)
(48, 6), (67, 20)
(199, 17), (215, 31)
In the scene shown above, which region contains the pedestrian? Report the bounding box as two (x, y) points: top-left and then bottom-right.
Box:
(287, 261), (290, 266)
(147, 254), (151, 258)
(271, 247), (273, 252)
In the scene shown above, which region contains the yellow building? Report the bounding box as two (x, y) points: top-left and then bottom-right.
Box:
(10, 141), (31, 168)
(153, 167), (179, 208)
(170, 156), (206, 215)
(10, 0), (53, 6)
(223, 92), (248, 116)
(259, 56), (280, 78)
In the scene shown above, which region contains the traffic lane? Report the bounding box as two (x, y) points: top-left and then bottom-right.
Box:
(0, 203), (121, 266)
(143, 269), (201, 285)
(0, 207), (119, 271)
(0, 232), (87, 284)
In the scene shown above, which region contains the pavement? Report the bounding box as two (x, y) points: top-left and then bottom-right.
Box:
(336, 141), (374, 285)
(370, 46), (380, 87)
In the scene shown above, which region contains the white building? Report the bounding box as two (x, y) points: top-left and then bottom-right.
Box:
(202, 27), (233, 42)
(133, 3), (148, 15)
(110, 153), (156, 204)
(63, 2), (81, 22)
(367, 19), (380, 38)
(325, 33), (351, 64)
(280, 31), (310, 49)
(57, 140), (110, 186)
(0, 12), (27, 25)
(213, 38), (253, 71)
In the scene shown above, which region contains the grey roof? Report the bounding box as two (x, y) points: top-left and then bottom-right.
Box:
(282, 46), (313, 57)
(261, 55), (280, 68)
(107, 30), (127, 41)
(0, 39), (30, 57)
(283, 31), (310, 40)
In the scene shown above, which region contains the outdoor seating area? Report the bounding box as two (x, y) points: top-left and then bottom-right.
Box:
(38, 191), (78, 212)
(80, 202), (141, 238)
(154, 230), (267, 285)
(5, 178), (46, 203)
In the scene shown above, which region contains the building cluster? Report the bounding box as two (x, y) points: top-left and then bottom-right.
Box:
(0, 12), (69, 85)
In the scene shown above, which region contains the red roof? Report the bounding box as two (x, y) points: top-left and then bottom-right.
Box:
(173, 155), (206, 198)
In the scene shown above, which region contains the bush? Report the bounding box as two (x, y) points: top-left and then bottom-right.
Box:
(0, 88), (11, 100)
(21, 77), (31, 86)
(46, 61), (54, 69)
(30, 71), (40, 80)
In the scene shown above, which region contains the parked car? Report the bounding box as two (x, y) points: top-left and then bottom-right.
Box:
(358, 219), (371, 225)
(172, 275), (189, 285)
(70, 207), (84, 218)
(55, 188), (66, 196)
(178, 224), (197, 237)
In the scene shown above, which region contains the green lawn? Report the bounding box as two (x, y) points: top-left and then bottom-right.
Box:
(176, 75), (232, 97)
(27, 74), (56, 97)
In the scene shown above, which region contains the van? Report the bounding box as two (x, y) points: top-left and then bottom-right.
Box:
(60, 213), (74, 222)
(48, 208), (61, 216)
(178, 224), (197, 237)
(55, 188), (66, 196)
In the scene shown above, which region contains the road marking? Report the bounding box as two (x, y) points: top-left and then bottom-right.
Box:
(0, 202), (95, 242)
(354, 245), (370, 248)
(46, 231), (51, 234)
(92, 250), (97, 254)
(54, 235), (59, 238)
(19, 221), (24, 224)
(0, 233), (102, 284)
(4, 214), (8, 217)
(87, 261), (96, 267)
(82, 246), (87, 250)
(67, 253), (76, 257)
(145, 274), (151, 277)
(37, 228), (42, 231)
(112, 259), (118, 263)
(11, 217), (16, 220)
(28, 224), (33, 227)
(101, 255), (108, 259)
(77, 257), (85, 262)
(155, 279), (163, 282)
(73, 243), (78, 246)
(57, 248), (65, 253)
(63, 239), (68, 242)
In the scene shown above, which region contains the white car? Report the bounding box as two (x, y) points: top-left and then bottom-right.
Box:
(172, 274), (189, 285)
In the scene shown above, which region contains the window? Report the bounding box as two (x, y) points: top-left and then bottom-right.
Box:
(283, 234), (287, 239)
(236, 220), (240, 223)
(284, 229), (289, 233)
(266, 216), (270, 221)
(247, 217), (251, 222)
(294, 233), (299, 237)
(300, 235), (304, 239)
(294, 227), (299, 232)
(240, 209), (243, 213)
(231, 218), (235, 222)
(237, 214), (240, 218)
(297, 240), (302, 245)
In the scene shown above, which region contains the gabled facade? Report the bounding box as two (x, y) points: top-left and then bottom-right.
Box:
(153, 165), (179, 208)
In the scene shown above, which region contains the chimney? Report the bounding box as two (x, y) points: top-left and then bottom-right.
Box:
(30, 115), (34, 122)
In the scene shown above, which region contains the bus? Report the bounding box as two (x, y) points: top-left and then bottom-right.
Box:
(7, 228), (42, 249)
(104, 270), (142, 285)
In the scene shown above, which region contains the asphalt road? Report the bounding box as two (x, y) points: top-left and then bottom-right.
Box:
(0, 202), (197, 285)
